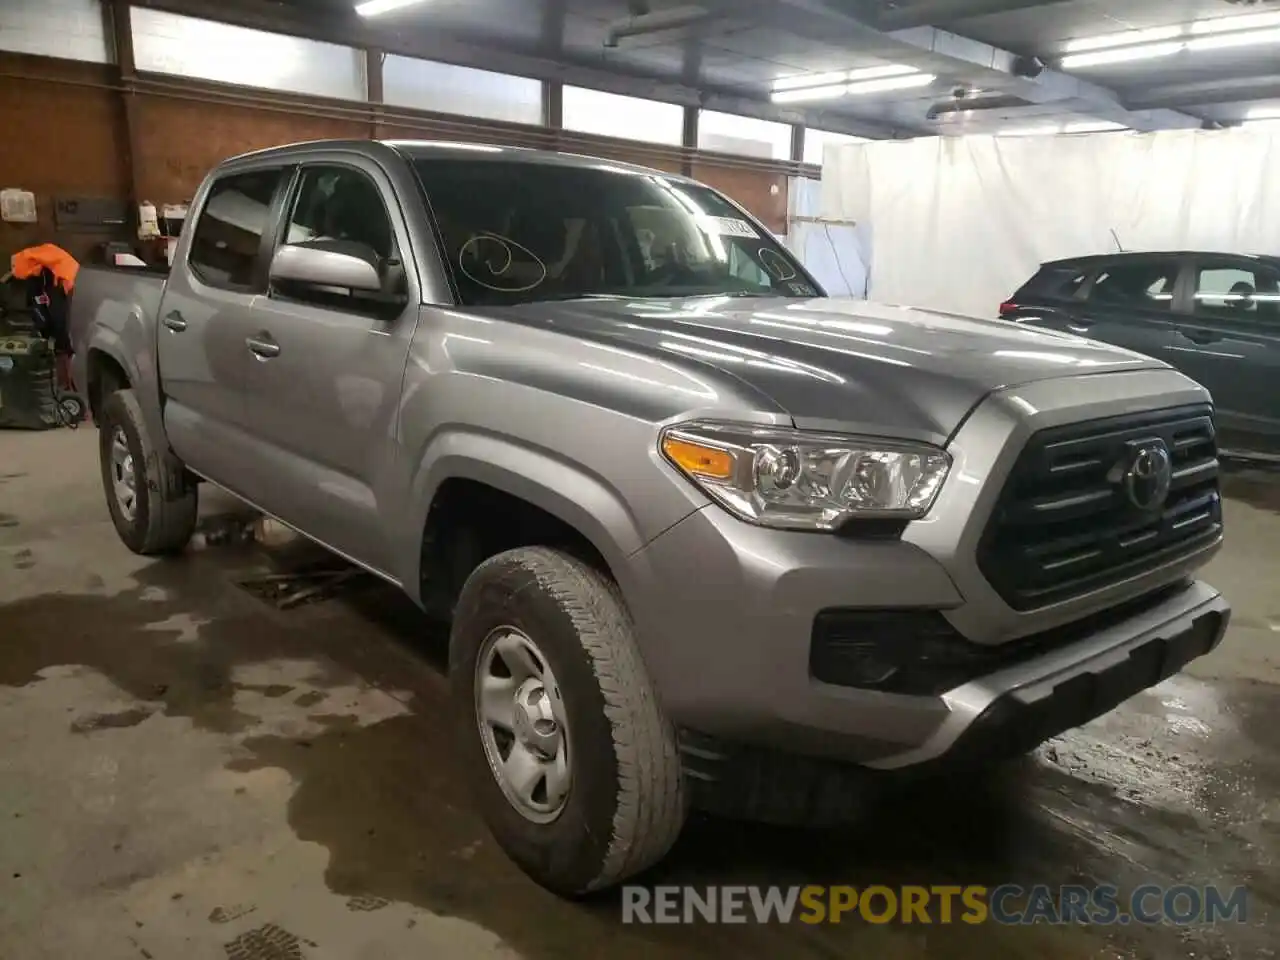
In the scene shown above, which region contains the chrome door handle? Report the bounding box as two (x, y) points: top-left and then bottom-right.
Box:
(162, 311), (188, 332)
(246, 336), (281, 359)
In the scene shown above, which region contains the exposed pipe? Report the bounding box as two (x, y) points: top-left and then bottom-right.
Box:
(604, 5), (715, 47)
(926, 93), (1025, 119)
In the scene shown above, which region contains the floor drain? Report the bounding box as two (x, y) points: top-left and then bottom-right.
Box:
(236, 564), (370, 610)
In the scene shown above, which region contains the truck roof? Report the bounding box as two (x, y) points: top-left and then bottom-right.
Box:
(220, 138), (692, 182)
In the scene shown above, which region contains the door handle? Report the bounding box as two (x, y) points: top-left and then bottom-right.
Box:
(246, 335), (281, 359)
(1066, 323), (1092, 334)
(162, 311), (188, 332)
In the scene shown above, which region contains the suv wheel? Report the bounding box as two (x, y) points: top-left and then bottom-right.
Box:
(98, 388), (198, 555)
(450, 546), (686, 895)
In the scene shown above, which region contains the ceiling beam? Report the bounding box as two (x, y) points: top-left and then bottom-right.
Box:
(873, 0), (1076, 30)
(702, 0), (1202, 131)
(132, 0), (919, 138)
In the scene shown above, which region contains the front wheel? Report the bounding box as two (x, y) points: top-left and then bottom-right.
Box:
(450, 546), (687, 896)
(98, 388), (198, 555)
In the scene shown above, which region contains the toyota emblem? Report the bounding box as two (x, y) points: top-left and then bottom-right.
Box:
(1124, 442), (1173, 512)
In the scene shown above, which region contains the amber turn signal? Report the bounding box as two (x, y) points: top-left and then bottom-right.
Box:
(662, 436), (735, 481)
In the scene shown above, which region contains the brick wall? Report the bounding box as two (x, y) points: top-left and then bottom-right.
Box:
(132, 96), (367, 201)
(0, 50), (791, 263)
(0, 53), (127, 262)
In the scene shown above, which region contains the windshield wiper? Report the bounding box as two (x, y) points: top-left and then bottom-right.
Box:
(521, 292), (630, 303)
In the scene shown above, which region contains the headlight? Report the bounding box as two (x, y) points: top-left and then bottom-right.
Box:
(660, 420), (951, 531)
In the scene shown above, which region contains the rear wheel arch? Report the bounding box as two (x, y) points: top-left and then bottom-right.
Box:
(86, 348), (131, 424)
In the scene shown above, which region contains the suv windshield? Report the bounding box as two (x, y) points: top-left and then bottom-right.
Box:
(411, 157), (819, 306)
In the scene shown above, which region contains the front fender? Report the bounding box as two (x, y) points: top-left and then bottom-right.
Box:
(401, 428), (665, 605)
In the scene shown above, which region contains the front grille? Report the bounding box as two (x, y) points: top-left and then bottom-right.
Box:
(977, 404), (1221, 610)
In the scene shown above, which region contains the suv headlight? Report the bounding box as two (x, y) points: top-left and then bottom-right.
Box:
(660, 420), (951, 531)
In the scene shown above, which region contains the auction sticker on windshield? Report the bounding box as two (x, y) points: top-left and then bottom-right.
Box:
(703, 216), (760, 238)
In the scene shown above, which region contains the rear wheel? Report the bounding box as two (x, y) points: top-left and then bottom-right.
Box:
(450, 546), (686, 896)
(98, 388), (198, 555)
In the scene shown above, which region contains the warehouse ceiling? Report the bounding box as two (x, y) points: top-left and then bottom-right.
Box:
(145, 0), (1280, 137)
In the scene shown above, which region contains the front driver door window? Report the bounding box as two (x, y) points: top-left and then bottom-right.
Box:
(1174, 259), (1280, 456)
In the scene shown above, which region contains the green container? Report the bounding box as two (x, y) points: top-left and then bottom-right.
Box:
(0, 333), (58, 430)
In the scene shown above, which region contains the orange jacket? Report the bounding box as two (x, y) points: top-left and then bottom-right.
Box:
(11, 244), (80, 294)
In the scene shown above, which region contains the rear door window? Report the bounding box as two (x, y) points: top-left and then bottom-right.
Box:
(188, 169), (286, 289)
(1086, 260), (1179, 311)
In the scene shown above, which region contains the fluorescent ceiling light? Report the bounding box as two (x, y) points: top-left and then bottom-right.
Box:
(998, 120), (1128, 136)
(771, 71), (931, 102)
(1060, 41), (1184, 69)
(846, 72), (934, 95)
(773, 64), (916, 92)
(1064, 26), (1182, 53)
(1246, 106), (1280, 120)
(772, 83), (849, 104)
(1186, 27), (1280, 51)
(773, 71), (851, 92)
(1191, 11), (1280, 34)
(356, 0), (426, 16)
(846, 64), (918, 82)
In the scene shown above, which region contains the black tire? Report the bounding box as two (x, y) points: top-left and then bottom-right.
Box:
(450, 546), (686, 896)
(98, 388), (198, 556)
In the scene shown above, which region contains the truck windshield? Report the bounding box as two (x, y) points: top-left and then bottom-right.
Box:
(411, 157), (818, 306)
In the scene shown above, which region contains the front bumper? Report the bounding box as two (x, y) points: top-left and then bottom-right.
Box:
(674, 582), (1226, 824)
(623, 368), (1229, 775)
(866, 578), (1228, 770)
(630, 503), (1228, 768)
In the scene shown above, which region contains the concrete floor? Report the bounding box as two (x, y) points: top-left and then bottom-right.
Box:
(0, 428), (1276, 960)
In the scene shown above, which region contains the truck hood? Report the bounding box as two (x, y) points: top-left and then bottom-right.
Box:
(493, 296), (1164, 443)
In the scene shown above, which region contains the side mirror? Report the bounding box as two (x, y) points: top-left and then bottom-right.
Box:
(270, 240), (383, 292)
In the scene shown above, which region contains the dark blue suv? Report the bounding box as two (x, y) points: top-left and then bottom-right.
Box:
(1003, 252), (1280, 462)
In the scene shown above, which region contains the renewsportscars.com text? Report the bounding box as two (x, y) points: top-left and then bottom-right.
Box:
(621, 884), (1249, 926)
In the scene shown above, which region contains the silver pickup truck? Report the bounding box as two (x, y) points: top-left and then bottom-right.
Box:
(72, 139), (1229, 896)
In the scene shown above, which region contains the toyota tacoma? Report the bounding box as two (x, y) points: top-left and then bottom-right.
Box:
(71, 139), (1229, 896)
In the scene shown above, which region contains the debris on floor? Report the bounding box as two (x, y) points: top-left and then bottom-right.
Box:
(236, 564), (371, 610)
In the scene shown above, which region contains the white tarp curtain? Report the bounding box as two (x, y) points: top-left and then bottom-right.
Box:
(820, 128), (1280, 317)
(785, 177), (872, 298)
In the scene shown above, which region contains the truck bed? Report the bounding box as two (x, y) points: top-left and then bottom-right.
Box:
(70, 263), (168, 436)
